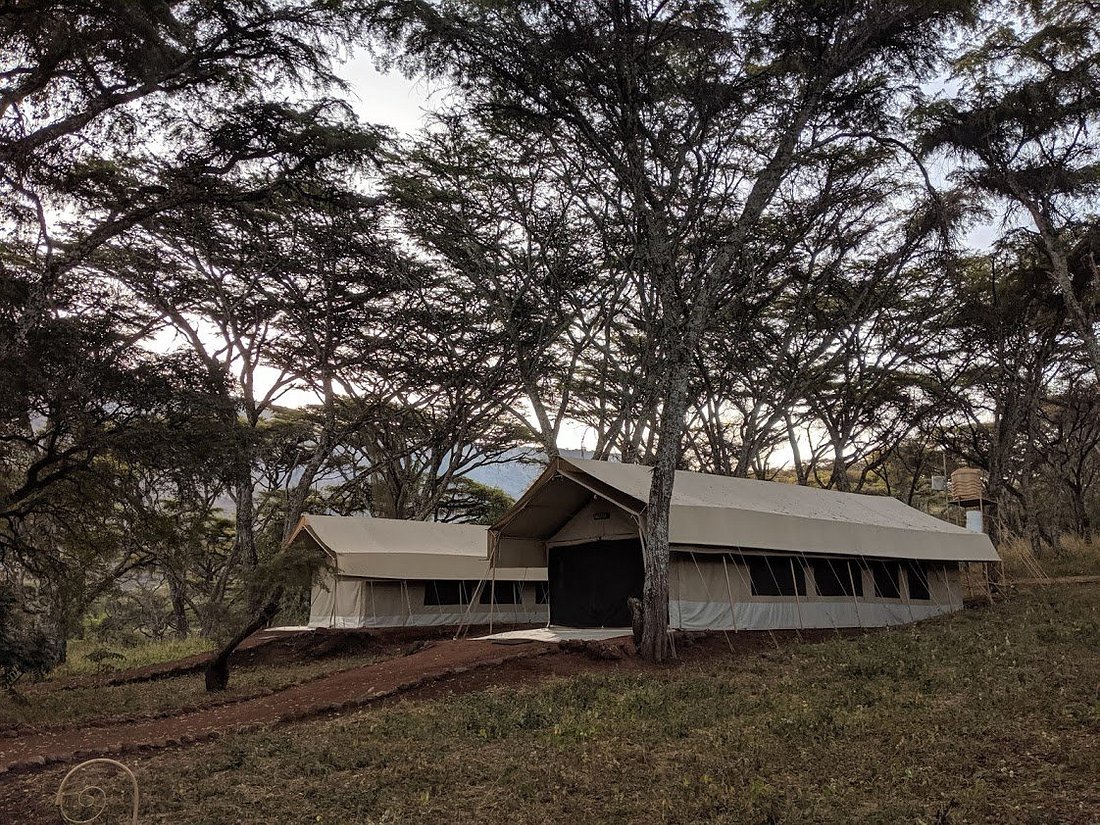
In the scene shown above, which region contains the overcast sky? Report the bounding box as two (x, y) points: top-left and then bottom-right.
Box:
(339, 52), (432, 135)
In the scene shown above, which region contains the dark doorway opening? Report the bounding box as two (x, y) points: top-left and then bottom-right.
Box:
(548, 539), (645, 627)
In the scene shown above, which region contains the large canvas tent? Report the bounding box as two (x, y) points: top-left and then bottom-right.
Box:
(292, 516), (547, 629)
(489, 458), (1000, 631)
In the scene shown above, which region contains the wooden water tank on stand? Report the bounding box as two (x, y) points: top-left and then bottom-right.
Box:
(948, 467), (1002, 595)
(950, 467), (987, 509)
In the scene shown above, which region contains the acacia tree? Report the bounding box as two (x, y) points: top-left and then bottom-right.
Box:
(920, 0), (1100, 380)
(1035, 382), (1100, 540)
(0, 2), (379, 631)
(0, 342), (227, 659)
(92, 147), (404, 688)
(320, 279), (531, 525)
(377, 0), (973, 661)
(324, 395), (527, 521)
(389, 116), (629, 458)
(1, 0), (371, 362)
(932, 244), (1077, 548)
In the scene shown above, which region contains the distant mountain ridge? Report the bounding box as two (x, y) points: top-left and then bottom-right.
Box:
(466, 448), (603, 499)
(214, 448), (605, 516)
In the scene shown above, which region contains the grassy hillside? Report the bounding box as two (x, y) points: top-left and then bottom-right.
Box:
(6, 583), (1100, 823)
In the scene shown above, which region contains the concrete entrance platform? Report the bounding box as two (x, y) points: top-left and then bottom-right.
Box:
(477, 626), (632, 644)
(265, 625), (316, 632)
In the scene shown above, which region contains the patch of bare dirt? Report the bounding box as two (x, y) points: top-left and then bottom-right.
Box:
(57, 624), (543, 691)
(0, 639), (555, 776)
(0, 627), (860, 823)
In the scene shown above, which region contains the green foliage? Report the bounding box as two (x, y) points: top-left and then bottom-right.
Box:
(438, 479), (515, 525)
(4, 0), (1100, 673)
(54, 636), (215, 679)
(0, 583), (54, 690)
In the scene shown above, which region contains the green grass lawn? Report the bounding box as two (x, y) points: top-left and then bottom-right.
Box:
(0, 652), (387, 729)
(14, 583), (1098, 824)
(52, 635), (216, 679)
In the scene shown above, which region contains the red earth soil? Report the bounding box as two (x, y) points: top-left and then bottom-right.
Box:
(56, 624), (506, 691)
(0, 638), (560, 773)
(0, 627), (854, 823)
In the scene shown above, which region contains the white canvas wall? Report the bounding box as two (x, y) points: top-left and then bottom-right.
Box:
(668, 551), (964, 631)
(548, 498), (638, 546)
(308, 576), (549, 629)
(308, 571), (370, 628)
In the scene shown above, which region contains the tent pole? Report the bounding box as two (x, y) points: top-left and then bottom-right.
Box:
(489, 555), (498, 635)
(721, 555), (739, 635)
(789, 556), (805, 638)
(329, 571), (337, 629)
(817, 556), (843, 638)
(763, 553), (803, 640)
(734, 551), (779, 649)
(818, 556), (840, 638)
(688, 551), (733, 651)
(925, 563), (944, 619)
(454, 579), (485, 640)
(402, 580), (413, 628)
(847, 559), (865, 630)
(329, 554), (340, 628)
(901, 563), (917, 626)
(431, 578), (446, 627)
(942, 562), (961, 612)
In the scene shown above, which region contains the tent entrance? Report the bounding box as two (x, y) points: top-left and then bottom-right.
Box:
(548, 539), (644, 627)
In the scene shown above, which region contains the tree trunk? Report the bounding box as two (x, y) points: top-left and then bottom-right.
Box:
(1069, 482), (1091, 541)
(785, 413), (808, 486)
(206, 387), (337, 692)
(205, 590), (282, 691)
(169, 575), (189, 640)
(234, 466), (261, 613)
(828, 430), (851, 491)
(639, 360), (692, 664)
(1019, 201), (1100, 385)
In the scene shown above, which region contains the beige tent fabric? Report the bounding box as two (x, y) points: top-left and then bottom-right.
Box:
(307, 576), (548, 628)
(308, 570), (336, 626)
(290, 515), (547, 582)
(492, 458), (999, 565)
(308, 570), (372, 628)
(296, 515), (548, 629)
(549, 498), (638, 546)
(667, 552), (963, 630)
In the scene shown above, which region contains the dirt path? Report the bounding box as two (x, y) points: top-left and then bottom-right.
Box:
(0, 629), (854, 822)
(56, 626), (441, 691)
(0, 639), (553, 775)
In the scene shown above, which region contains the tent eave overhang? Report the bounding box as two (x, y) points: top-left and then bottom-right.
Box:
(490, 458), (1000, 566)
(292, 515), (546, 582)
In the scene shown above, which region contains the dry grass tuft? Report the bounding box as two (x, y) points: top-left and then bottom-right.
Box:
(1000, 534), (1100, 581)
(5, 584), (1100, 823)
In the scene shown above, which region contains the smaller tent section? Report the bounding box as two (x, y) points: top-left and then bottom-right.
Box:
(489, 458), (1000, 632)
(291, 516), (547, 629)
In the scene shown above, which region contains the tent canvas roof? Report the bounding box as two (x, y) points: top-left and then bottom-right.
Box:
(492, 458), (999, 564)
(291, 515), (545, 581)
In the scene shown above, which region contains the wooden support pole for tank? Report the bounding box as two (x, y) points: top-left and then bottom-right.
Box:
(982, 499), (1000, 601)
